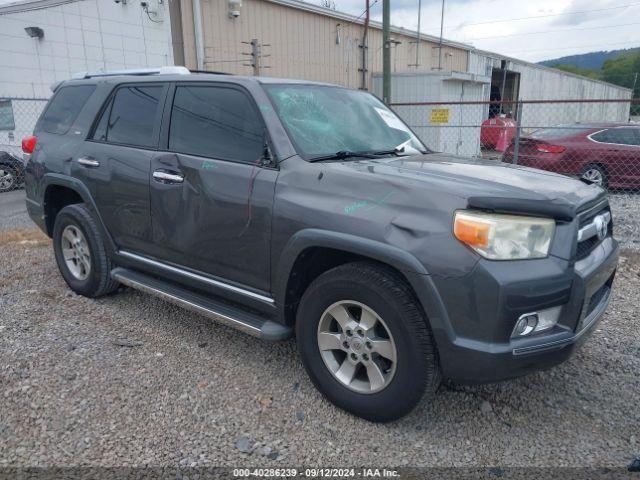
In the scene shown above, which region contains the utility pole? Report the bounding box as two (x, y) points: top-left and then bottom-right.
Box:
(242, 39), (270, 76)
(382, 0), (390, 104)
(359, 0), (370, 90)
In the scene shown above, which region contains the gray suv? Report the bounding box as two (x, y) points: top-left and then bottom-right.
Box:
(24, 68), (619, 422)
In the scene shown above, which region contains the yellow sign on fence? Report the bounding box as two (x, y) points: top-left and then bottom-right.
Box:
(429, 108), (450, 124)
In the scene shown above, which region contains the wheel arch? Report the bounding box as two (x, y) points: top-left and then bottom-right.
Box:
(274, 229), (440, 328)
(42, 174), (116, 253)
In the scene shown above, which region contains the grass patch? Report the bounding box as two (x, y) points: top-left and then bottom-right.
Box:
(0, 228), (50, 248)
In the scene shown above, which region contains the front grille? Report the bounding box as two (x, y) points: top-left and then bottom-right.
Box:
(576, 236), (601, 260)
(575, 204), (612, 260)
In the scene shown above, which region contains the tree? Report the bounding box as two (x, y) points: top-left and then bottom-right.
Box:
(601, 51), (640, 98)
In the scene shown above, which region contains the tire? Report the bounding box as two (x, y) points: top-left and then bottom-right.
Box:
(0, 165), (17, 192)
(296, 262), (440, 422)
(52, 203), (119, 297)
(581, 163), (608, 189)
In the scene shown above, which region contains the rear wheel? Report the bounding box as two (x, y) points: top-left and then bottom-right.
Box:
(53, 204), (119, 297)
(581, 164), (608, 189)
(296, 262), (440, 422)
(0, 165), (17, 192)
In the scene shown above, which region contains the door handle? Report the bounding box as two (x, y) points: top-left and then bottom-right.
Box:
(77, 157), (100, 167)
(153, 170), (184, 184)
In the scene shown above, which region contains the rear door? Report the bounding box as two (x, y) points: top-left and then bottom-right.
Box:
(148, 82), (277, 292)
(74, 83), (168, 254)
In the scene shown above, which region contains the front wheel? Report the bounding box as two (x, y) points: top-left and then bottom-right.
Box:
(296, 262), (440, 422)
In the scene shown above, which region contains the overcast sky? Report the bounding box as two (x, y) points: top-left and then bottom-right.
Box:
(331, 0), (640, 62)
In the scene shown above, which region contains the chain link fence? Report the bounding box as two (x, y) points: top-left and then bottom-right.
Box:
(0, 97), (48, 191)
(0, 97), (48, 158)
(390, 98), (640, 250)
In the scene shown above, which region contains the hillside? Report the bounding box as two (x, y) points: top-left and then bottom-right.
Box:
(539, 48), (640, 70)
(539, 48), (639, 97)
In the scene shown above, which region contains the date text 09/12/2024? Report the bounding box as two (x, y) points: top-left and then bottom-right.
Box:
(232, 468), (400, 477)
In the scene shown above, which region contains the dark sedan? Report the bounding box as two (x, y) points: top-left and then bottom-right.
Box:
(503, 123), (640, 189)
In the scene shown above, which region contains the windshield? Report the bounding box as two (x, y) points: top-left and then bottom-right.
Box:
(264, 84), (426, 159)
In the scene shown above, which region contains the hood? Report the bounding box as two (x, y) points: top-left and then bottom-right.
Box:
(327, 153), (605, 221)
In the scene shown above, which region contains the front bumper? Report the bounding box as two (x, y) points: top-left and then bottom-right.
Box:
(430, 236), (619, 384)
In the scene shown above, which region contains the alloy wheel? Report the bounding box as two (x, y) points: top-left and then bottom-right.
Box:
(0, 168), (16, 191)
(582, 168), (604, 187)
(61, 225), (92, 281)
(317, 300), (397, 394)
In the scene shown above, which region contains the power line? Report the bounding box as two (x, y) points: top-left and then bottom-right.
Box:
(442, 2), (640, 31)
(466, 21), (640, 41)
(345, 0), (380, 26)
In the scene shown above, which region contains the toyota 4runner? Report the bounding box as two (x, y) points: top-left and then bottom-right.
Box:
(24, 67), (619, 422)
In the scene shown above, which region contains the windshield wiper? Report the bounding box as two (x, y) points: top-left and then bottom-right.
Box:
(308, 148), (403, 163)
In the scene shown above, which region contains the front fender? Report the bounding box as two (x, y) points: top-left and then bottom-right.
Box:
(273, 228), (456, 347)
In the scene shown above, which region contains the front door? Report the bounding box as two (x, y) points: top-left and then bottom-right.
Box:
(74, 83), (167, 254)
(148, 83), (277, 292)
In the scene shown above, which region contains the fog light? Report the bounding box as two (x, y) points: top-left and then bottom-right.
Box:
(513, 314), (538, 337)
(512, 306), (562, 338)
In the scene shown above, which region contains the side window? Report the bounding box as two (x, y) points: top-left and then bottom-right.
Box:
(38, 85), (95, 134)
(0, 100), (15, 131)
(591, 130), (612, 143)
(592, 128), (640, 146)
(169, 85), (264, 163)
(92, 86), (163, 148)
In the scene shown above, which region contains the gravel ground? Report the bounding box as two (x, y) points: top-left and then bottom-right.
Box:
(0, 189), (32, 231)
(609, 194), (640, 251)
(0, 190), (639, 468)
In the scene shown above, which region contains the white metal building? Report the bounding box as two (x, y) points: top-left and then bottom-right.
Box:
(0, 0), (174, 155)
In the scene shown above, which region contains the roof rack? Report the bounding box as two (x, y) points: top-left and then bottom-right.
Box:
(189, 70), (232, 75)
(71, 66), (190, 80)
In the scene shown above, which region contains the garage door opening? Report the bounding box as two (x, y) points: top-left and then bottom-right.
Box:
(490, 63), (521, 119)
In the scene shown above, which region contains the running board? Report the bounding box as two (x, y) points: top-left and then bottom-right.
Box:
(110, 268), (292, 341)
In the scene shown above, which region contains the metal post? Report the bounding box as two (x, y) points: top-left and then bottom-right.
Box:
(414, 0), (421, 68)
(360, 0), (370, 90)
(512, 101), (522, 165)
(500, 64), (507, 114)
(192, 0), (205, 71)
(437, 0), (445, 70)
(382, 0), (390, 104)
(251, 39), (261, 76)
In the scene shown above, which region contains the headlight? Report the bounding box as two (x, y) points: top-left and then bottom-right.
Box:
(454, 210), (555, 260)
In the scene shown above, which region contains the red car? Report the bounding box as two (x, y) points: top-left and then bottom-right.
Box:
(503, 123), (640, 189)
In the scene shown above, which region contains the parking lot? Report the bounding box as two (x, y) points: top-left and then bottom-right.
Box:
(1, 189), (639, 468)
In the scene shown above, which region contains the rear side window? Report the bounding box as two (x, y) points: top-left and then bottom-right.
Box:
(92, 86), (163, 148)
(591, 128), (640, 146)
(38, 85), (95, 134)
(168, 86), (263, 163)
